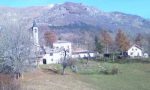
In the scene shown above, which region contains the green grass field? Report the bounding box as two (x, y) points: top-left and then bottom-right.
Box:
(22, 60), (150, 90)
(78, 61), (150, 90)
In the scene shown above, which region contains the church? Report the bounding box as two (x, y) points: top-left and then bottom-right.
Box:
(31, 21), (72, 64)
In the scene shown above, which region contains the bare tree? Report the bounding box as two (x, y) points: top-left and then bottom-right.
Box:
(0, 23), (35, 79)
(83, 31), (95, 50)
(100, 30), (112, 53)
(61, 49), (77, 75)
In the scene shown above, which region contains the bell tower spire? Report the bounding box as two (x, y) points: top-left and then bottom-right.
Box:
(32, 20), (39, 50)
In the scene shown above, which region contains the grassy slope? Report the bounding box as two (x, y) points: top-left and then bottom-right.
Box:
(21, 61), (150, 90)
(21, 65), (94, 90)
(79, 62), (150, 90)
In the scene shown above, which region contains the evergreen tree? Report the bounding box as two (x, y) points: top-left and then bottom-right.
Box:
(94, 36), (103, 53)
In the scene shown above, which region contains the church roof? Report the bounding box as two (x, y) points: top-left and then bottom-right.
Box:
(132, 44), (142, 50)
(32, 20), (38, 28)
(54, 40), (71, 44)
(127, 44), (143, 51)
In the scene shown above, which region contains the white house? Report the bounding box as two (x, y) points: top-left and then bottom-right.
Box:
(40, 41), (72, 64)
(127, 45), (143, 58)
(72, 50), (96, 59)
(40, 51), (63, 64)
(53, 40), (72, 56)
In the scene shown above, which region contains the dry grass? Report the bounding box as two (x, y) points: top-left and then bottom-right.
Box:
(0, 74), (21, 90)
(21, 68), (94, 90)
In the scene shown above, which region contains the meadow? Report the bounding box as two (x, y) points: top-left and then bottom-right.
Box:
(18, 59), (150, 90)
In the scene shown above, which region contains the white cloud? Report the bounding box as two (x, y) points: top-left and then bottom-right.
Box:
(47, 4), (55, 9)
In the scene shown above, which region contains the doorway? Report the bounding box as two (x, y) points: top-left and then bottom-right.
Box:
(43, 59), (47, 64)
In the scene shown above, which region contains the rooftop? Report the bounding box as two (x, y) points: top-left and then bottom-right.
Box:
(54, 40), (71, 44)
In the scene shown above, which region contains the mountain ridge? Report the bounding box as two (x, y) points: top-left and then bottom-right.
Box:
(0, 2), (150, 34)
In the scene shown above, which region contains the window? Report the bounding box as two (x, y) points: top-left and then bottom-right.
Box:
(50, 53), (53, 56)
(51, 59), (53, 61)
(34, 28), (37, 33)
(137, 53), (140, 56)
(130, 52), (133, 55)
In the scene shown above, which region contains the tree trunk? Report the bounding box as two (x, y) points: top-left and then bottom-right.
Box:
(106, 44), (109, 54)
(20, 73), (24, 79)
(112, 53), (115, 62)
(36, 59), (39, 68)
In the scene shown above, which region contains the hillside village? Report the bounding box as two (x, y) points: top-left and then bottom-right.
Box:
(0, 2), (150, 90)
(31, 21), (149, 65)
(31, 21), (97, 65)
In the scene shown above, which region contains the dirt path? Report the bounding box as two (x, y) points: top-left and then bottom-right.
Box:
(21, 69), (94, 90)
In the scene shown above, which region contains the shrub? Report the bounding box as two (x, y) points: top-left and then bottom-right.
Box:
(99, 63), (119, 75)
(111, 66), (119, 75)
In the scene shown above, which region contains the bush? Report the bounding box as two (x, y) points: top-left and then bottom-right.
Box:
(99, 63), (119, 75)
(111, 67), (119, 75)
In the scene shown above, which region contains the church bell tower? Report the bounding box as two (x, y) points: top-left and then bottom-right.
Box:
(32, 21), (40, 51)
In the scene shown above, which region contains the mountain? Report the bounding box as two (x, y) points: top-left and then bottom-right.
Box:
(0, 2), (150, 35)
(36, 2), (150, 34)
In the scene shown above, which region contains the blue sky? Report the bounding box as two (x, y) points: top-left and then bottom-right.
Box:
(0, 0), (149, 19)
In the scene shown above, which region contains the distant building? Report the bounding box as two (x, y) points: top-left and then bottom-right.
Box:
(40, 41), (72, 64)
(143, 53), (149, 58)
(127, 44), (143, 58)
(72, 50), (97, 59)
(127, 44), (148, 58)
(31, 21), (72, 64)
(53, 40), (72, 56)
(31, 21), (40, 52)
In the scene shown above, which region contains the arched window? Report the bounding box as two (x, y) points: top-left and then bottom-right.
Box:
(34, 29), (37, 33)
